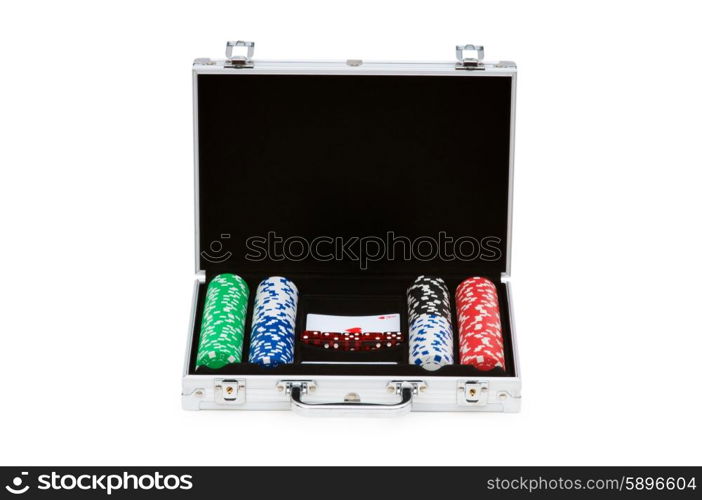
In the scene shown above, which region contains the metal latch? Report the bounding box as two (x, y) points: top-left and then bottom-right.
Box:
(455, 44), (485, 70)
(458, 381), (489, 406)
(225, 40), (254, 68)
(214, 379), (245, 404)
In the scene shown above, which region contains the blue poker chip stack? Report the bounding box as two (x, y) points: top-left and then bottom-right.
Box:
(407, 275), (454, 371)
(248, 276), (299, 367)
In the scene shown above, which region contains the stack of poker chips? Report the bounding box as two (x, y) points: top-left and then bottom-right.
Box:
(406, 275), (454, 371)
(196, 274), (249, 370)
(248, 277), (299, 367)
(455, 277), (505, 371)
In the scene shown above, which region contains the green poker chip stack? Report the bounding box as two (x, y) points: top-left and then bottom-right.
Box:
(196, 274), (249, 369)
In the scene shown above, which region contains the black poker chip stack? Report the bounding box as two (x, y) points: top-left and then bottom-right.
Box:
(406, 275), (454, 370)
(407, 275), (453, 320)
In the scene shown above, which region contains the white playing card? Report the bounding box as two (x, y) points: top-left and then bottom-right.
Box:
(305, 313), (400, 333)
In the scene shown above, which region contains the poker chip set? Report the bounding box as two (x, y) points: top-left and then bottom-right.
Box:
(183, 41), (521, 413)
(196, 275), (299, 369)
(248, 277), (299, 367)
(407, 276), (455, 371)
(406, 275), (507, 372)
(196, 273), (506, 373)
(196, 274), (248, 370)
(456, 277), (506, 371)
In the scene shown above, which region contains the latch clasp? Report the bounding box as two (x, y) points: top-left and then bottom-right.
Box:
(458, 381), (489, 406)
(214, 379), (245, 404)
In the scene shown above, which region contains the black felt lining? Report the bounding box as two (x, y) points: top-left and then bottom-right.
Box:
(188, 273), (515, 377)
(196, 74), (513, 277)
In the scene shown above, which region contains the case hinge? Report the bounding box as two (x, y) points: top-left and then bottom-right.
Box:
(455, 44), (485, 70)
(225, 40), (254, 68)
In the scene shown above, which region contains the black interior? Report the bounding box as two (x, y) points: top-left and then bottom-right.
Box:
(189, 272), (515, 376)
(191, 73), (515, 377)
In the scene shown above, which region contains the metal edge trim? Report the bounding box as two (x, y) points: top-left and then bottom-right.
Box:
(182, 279), (201, 378)
(505, 72), (517, 276)
(196, 68), (514, 77)
(194, 59), (515, 71)
(193, 70), (201, 275)
(192, 67), (514, 77)
(504, 279), (521, 380)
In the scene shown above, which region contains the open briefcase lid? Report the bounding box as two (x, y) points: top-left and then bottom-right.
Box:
(193, 42), (516, 279)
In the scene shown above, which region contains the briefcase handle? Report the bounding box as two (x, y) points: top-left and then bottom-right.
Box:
(278, 380), (423, 416)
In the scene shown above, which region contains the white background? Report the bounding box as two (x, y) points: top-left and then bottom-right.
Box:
(0, 0), (700, 466)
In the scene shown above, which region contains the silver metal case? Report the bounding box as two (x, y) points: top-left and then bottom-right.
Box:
(182, 42), (521, 415)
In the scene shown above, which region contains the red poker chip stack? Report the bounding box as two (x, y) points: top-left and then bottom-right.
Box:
(455, 277), (505, 371)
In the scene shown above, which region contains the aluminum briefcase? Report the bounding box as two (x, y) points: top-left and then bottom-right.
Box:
(182, 41), (521, 415)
